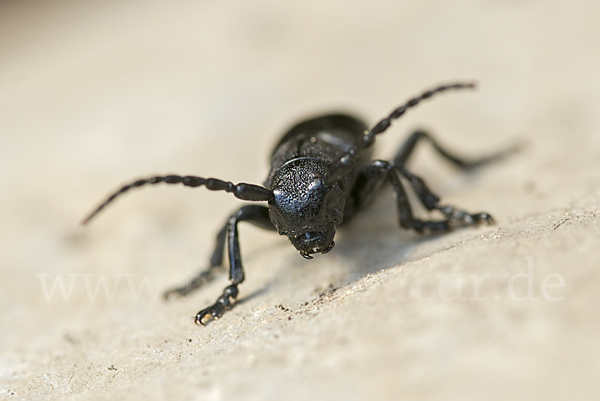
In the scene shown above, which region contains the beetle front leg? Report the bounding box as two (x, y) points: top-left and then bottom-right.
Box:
(351, 160), (455, 233)
(195, 205), (274, 325)
(396, 165), (495, 228)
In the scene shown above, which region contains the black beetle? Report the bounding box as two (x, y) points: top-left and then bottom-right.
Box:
(83, 82), (512, 325)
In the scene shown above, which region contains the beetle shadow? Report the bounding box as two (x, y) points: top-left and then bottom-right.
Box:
(332, 196), (441, 281)
(328, 163), (508, 283)
(236, 189), (465, 306)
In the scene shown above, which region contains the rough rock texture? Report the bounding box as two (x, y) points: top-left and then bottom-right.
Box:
(1, 1), (599, 400)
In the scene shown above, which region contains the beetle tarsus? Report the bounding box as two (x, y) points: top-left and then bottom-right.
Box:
(195, 284), (239, 325)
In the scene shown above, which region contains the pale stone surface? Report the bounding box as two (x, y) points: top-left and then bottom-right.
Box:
(1, 1), (599, 400)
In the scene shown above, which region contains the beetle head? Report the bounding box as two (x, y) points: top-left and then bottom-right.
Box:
(268, 158), (344, 258)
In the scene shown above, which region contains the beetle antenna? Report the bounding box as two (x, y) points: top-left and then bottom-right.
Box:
(82, 175), (274, 225)
(325, 82), (477, 185)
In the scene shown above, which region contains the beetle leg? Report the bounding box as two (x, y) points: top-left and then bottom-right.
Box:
(395, 165), (495, 228)
(194, 205), (275, 325)
(394, 129), (519, 169)
(390, 129), (513, 227)
(350, 160), (453, 233)
(163, 222), (229, 299)
(384, 162), (458, 233)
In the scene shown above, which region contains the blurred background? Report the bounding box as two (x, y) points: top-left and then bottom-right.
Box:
(1, 0), (599, 400)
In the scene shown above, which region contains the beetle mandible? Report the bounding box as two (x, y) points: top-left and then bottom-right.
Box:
(83, 82), (511, 325)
